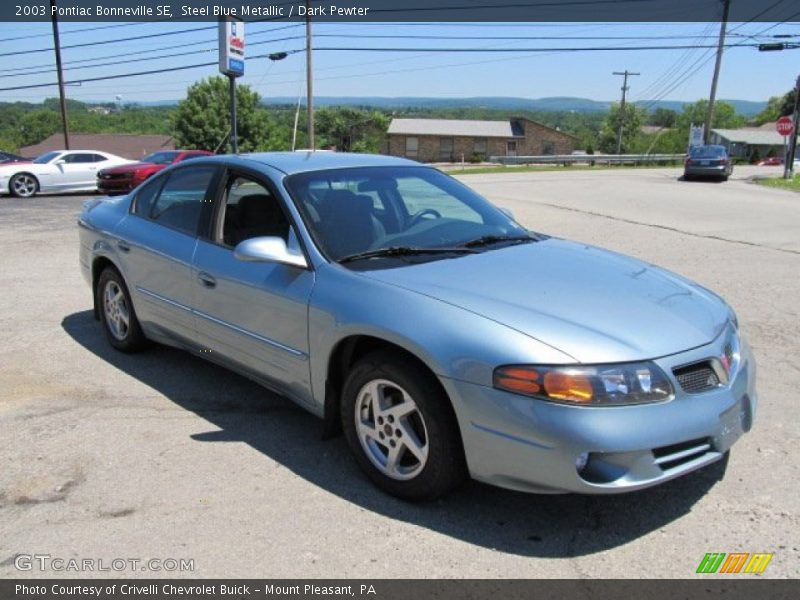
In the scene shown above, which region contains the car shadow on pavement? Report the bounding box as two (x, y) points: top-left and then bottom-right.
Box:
(63, 309), (727, 558)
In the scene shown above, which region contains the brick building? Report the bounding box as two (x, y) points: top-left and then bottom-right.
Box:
(385, 117), (577, 162)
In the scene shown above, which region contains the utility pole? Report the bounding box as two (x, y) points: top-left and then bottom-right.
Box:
(785, 75), (800, 179)
(229, 75), (238, 154)
(305, 0), (315, 150)
(50, 0), (69, 149)
(703, 0), (731, 144)
(613, 70), (639, 154)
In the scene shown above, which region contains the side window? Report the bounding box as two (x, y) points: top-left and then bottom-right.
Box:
(63, 153), (96, 164)
(150, 166), (217, 235)
(219, 175), (289, 247)
(92, 154), (107, 162)
(132, 175), (164, 218)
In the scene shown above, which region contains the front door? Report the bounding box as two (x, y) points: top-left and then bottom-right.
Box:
(506, 141), (517, 157)
(191, 170), (315, 404)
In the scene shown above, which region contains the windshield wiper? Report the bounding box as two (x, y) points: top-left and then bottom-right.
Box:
(459, 234), (539, 248)
(339, 246), (478, 264)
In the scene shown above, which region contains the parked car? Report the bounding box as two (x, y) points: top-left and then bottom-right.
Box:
(756, 156), (782, 166)
(97, 149), (213, 195)
(684, 145), (734, 181)
(0, 150), (132, 198)
(0, 151), (30, 164)
(79, 152), (756, 500)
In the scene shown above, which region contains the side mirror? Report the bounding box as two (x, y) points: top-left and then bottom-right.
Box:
(233, 236), (307, 269)
(54, 159), (65, 166)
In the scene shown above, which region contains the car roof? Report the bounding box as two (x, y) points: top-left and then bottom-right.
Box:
(235, 151), (421, 175)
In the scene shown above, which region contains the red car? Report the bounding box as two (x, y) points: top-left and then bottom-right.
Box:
(756, 156), (782, 166)
(97, 150), (213, 194)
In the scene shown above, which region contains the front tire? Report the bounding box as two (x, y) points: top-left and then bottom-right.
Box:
(10, 173), (39, 198)
(341, 351), (467, 501)
(96, 267), (147, 352)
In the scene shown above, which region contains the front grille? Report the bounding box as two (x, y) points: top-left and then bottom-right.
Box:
(673, 361), (720, 394)
(100, 172), (131, 180)
(653, 437), (712, 471)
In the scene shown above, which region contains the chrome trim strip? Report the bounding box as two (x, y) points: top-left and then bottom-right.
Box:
(135, 286), (306, 359)
(136, 287), (193, 313)
(654, 443), (711, 465)
(193, 309), (307, 358)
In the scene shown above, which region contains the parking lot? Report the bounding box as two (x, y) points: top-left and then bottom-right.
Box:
(0, 165), (798, 578)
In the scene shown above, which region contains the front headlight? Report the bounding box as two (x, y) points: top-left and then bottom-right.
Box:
(493, 362), (674, 406)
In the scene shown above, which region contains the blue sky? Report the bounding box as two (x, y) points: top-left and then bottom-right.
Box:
(1, 21), (799, 106)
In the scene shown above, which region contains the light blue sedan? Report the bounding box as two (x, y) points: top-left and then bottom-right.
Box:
(78, 152), (756, 500)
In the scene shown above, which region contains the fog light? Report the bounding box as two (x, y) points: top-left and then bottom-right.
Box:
(575, 452), (589, 472)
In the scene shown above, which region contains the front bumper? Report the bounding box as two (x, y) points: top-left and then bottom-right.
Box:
(442, 332), (756, 494)
(97, 178), (135, 194)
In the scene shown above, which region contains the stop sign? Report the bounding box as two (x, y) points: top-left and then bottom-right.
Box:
(776, 116), (794, 136)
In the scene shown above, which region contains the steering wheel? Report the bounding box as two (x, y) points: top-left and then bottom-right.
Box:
(408, 208), (442, 228)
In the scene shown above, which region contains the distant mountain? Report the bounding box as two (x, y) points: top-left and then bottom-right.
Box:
(4, 96), (767, 116)
(261, 96), (768, 116)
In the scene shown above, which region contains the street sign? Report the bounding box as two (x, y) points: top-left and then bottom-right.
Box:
(219, 19), (245, 77)
(688, 124), (704, 148)
(776, 116), (794, 137)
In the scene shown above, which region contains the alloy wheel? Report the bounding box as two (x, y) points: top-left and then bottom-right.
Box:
(103, 280), (130, 341)
(354, 378), (429, 480)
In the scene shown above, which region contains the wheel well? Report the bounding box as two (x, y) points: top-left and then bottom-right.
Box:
(322, 335), (450, 438)
(90, 257), (118, 320)
(11, 172), (39, 185)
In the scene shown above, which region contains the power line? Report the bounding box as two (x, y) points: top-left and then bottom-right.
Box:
(0, 24), (304, 75)
(0, 21), (152, 42)
(2, 35), (306, 77)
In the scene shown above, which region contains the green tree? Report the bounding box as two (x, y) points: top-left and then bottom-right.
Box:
(648, 107), (678, 128)
(675, 99), (745, 131)
(598, 103), (646, 153)
(316, 107), (389, 153)
(19, 110), (61, 146)
(754, 90), (796, 125)
(172, 77), (272, 152)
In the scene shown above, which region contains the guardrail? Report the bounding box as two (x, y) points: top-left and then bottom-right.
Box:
(488, 153), (685, 166)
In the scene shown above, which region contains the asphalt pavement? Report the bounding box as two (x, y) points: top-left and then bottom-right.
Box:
(0, 165), (797, 578)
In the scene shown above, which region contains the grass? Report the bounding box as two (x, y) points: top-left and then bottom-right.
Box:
(754, 175), (800, 193)
(442, 163), (682, 175)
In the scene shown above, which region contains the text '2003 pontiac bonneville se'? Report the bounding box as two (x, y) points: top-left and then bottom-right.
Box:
(78, 152), (756, 501)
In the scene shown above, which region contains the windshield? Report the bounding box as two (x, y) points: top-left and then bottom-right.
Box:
(285, 166), (528, 264)
(143, 151), (180, 165)
(33, 151), (61, 164)
(689, 145), (727, 158)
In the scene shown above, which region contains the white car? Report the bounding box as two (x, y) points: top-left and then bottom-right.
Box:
(0, 150), (133, 198)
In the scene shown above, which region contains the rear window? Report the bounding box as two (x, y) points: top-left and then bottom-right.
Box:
(690, 146), (727, 158)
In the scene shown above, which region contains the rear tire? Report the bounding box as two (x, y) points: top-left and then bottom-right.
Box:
(341, 350), (467, 501)
(96, 267), (148, 353)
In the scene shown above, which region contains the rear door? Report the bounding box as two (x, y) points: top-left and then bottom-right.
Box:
(113, 164), (221, 344)
(191, 167), (315, 405)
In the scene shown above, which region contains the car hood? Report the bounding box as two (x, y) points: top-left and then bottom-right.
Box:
(360, 239), (730, 363)
(101, 161), (161, 173)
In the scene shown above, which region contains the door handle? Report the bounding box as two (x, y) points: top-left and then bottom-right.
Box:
(117, 240), (130, 253)
(197, 272), (217, 288)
